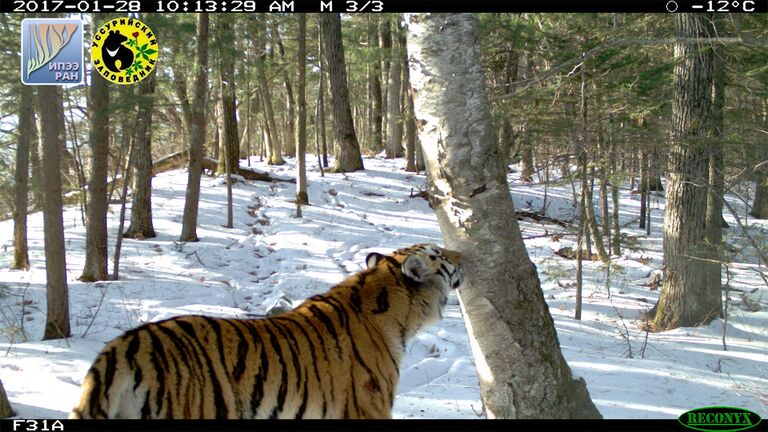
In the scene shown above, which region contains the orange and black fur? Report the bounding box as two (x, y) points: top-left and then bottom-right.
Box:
(70, 243), (464, 419)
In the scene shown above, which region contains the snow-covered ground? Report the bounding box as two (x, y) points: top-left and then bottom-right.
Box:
(0, 155), (766, 419)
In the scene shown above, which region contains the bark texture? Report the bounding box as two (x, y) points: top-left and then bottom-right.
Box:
(406, 13), (601, 419)
(0, 378), (14, 418)
(38, 86), (71, 340)
(124, 71), (157, 239)
(296, 14), (309, 205)
(650, 14), (722, 330)
(81, 16), (110, 281)
(320, 13), (365, 173)
(254, 14), (283, 165)
(13, 84), (33, 270)
(179, 14), (209, 243)
(385, 19), (403, 158)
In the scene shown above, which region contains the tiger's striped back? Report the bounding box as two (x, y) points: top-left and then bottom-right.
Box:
(70, 243), (464, 419)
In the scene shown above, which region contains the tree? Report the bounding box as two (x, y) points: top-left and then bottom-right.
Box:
(271, 18), (296, 158)
(218, 14), (238, 229)
(401, 27), (418, 172)
(649, 14), (722, 331)
(367, 15), (383, 151)
(179, 14), (210, 242)
(320, 13), (365, 173)
(385, 17), (403, 158)
(38, 86), (71, 340)
(296, 14), (309, 205)
(12, 84), (33, 270)
(254, 14), (284, 165)
(123, 70), (157, 239)
(407, 13), (600, 419)
(0, 378), (13, 418)
(754, 166), (768, 219)
(80, 13), (111, 281)
(217, 15), (240, 178)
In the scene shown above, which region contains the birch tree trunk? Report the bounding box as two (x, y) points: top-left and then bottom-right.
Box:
(649, 13), (722, 330)
(406, 13), (600, 419)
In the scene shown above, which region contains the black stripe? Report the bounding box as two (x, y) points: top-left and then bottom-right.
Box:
(272, 320), (307, 419)
(177, 319), (229, 418)
(373, 288), (389, 314)
(229, 321), (250, 383)
(102, 347), (117, 397)
(323, 296), (381, 406)
(307, 304), (339, 342)
(146, 327), (169, 418)
(349, 286), (363, 314)
(295, 313), (331, 418)
(85, 366), (107, 418)
(241, 322), (267, 417)
(263, 322), (288, 419)
(155, 323), (200, 417)
(124, 332), (143, 392)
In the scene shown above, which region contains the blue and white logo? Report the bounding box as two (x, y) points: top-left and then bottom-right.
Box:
(21, 18), (84, 85)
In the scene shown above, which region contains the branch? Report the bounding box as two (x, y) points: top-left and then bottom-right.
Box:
(500, 36), (766, 99)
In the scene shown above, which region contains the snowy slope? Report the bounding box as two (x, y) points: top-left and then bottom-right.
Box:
(0, 155), (765, 419)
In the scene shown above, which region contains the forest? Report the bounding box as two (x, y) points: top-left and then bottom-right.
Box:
(0, 12), (767, 420)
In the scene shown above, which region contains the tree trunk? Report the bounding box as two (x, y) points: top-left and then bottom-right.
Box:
(38, 86), (71, 340)
(385, 18), (403, 158)
(368, 15), (383, 152)
(609, 123), (621, 255)
(407, 13), (601, 419)
(13, 84), (33, 270)
(402, 28), (417, 173)
(254, 14), (284, 165)
(81, 14), (110, 281)
(218, 15), (238, 229)
(0, 378), (14, 418)
(217, 15), (240, 180)
(180, 14), (209, 243)
(754, 171), (768, 219)
(296, 14), (309, 205)
(320, 13), (365, 173)
(124, 71), (157, 240)
(317, 24), (329, 170)
(272, 18), (296, 158)
(706, 20), (725, 244)
(650, 13), (722, 331)
(380, 18), (392, 144)
(579, 59), (608, 262)
(29, 117), (43, 207)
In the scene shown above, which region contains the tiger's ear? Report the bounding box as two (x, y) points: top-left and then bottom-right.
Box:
(366, 252), (386, 268)
(402, 254), (430, 282)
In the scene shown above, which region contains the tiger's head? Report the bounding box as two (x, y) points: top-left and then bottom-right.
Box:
(364, 243), (465, 340)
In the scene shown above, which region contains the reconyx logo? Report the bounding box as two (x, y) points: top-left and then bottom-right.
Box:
(679, 406), (763, 432)
(91, 18), (158, 85)
(21, 18), (84, 85)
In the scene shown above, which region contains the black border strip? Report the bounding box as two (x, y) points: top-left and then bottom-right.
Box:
(2, 0), (767, 13)
(4, 419), (767, 432)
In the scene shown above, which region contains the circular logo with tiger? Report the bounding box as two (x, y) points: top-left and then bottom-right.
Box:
(91, 18), (158, 85)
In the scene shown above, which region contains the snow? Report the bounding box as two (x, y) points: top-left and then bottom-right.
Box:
(0, 155), (766, 419)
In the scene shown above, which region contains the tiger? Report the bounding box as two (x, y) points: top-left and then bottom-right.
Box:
(70, 243), (464, 419)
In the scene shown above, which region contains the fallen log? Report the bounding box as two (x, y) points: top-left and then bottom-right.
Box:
(152, 150), (294, 183)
